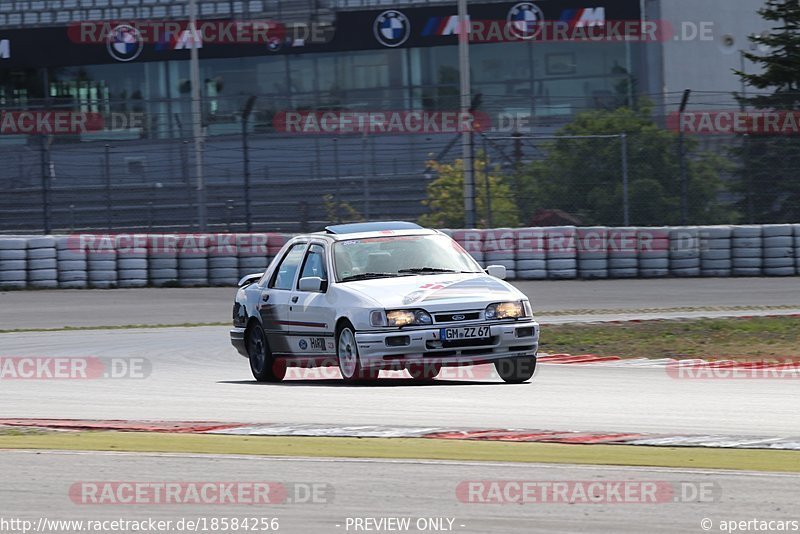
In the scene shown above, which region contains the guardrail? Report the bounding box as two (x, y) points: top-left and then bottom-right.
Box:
(1, 225), (798, 289)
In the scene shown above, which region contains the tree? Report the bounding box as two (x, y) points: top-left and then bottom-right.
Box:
(517, 104), (730, 226)
(419, 154), (519, 228)
(734, 0), (800, 222)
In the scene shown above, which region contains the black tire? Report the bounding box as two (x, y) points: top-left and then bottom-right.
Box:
(337, 322), (377, 383)
(407, 363), (442, 381)
(495, 356), (537, 384)
(247, 322), (285, 382)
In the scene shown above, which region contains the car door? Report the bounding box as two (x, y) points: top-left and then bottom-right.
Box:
(259, 242), (307, 356)
(288, 243), (337, 361)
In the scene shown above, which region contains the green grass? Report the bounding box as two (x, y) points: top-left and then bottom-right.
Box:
(541, 316), (800, 361)
(0, 432), (798, 472)
(0, 322), (228, 334)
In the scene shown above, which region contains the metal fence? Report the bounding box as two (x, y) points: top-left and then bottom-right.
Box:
(1, 102), (799, 234)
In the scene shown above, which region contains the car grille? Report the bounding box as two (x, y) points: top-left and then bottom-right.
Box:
(439, 337), (496, 349)
(434, 312), (481, 323)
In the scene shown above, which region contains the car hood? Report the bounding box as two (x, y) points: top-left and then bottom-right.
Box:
(340, 273), (522, 310)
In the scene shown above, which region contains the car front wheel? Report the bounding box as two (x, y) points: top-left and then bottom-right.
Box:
(337, 323), (376, 382)
(247, 323), (286, 382)
(494, 356), (537, 384)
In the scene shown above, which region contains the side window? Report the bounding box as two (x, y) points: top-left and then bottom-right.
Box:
(298, 244), (328, 285)
(269, 244), (306, 290)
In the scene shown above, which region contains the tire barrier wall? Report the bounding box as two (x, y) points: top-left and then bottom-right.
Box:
(0, 225), (798, 289)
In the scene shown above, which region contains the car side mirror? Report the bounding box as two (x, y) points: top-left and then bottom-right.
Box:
(238, 273), (263, 287)
(298, 276), (325, 292)
(485, 265), (507, 280)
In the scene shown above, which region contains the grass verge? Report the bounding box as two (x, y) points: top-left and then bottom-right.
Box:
(0, 322), (228, 334)
(0, 432), (797, 472)
(540, 316), (800, 361)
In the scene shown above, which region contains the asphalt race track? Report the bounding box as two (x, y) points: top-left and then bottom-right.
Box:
(1, 325), (799, 436)
(2, 278), (800, 534)
(2, 277), (800, 330)
(4, 450), (799, 534)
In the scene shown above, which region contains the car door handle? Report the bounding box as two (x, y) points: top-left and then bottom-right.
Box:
(261, 294), (269, 302)
(291, 296), (299, 303)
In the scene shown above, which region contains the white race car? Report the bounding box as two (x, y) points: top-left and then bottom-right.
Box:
(230, 222), (539, 383)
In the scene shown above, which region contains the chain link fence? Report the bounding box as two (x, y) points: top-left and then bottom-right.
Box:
(1, 96), (799, 234)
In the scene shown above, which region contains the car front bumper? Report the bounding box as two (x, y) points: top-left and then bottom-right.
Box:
(354, 320), (539, 368)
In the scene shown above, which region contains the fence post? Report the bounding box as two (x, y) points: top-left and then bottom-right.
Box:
(104, 144), (112, 230)
(333, 138), (340, 222)
(362, 132), (371, 220)
(621, 132), (629, 226)
(40, 135), (51, 234)
(483, 137), (492, 227)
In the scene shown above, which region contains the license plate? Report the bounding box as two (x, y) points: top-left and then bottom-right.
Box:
(440, 326), (491, 340)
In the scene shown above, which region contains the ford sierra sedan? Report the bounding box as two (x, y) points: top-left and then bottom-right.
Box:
(230, 222), (539, 383)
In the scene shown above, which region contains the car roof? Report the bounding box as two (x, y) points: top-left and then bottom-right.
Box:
(291, 221), (439, 242)
(324, 221), (423, 234)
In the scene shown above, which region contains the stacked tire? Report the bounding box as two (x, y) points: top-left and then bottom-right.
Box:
(56, 235), (88, 289)
(177, 234), (209, 287)
(699, 226), (732, 278)
(795, 224), (800, 274)
(637, 227), (670, 278)
(148, 234), (179, 287)
(732, 225), (762, 277)
(87, 236), (117, 288)
(762, 224), (795, 276)
(483, 228), (516, 279)
(208, 234), (240, 286)
(238, 233), (271, 279)
(608, 227), (638, 278)
(116, 234), (148, 288)
(545, 226), (577, 279)
(669, 227), (700, 277)
(576, 227), (608, 279)
(452, 230), (485, 267)
(0, 238), (27, 289)
(514, 228), (547, 280)
(26, 236), (58, 289)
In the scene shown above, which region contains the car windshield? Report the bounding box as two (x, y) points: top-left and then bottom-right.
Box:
(333, 234), (483, 282)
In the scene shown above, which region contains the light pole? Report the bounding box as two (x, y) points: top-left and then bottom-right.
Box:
(678, 89), (691, 225)
(189, 0), (206, 231)
(458, 0), (475, 228)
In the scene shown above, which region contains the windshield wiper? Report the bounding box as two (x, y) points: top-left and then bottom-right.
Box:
(397, 267), (466, 274)
(340, 272), (399, 282)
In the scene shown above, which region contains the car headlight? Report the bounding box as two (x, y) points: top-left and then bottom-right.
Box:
(485, 300), (530, 320)
(385, 309), (432, 327)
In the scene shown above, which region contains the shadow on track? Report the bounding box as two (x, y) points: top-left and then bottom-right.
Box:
(217, 378), (504, 387)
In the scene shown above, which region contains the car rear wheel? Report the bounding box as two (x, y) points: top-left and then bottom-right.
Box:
(247, 323), (286, 382)
(337, 323), (376, 382)
(407, 363), (441, 381)
(495, 356), (536, 384)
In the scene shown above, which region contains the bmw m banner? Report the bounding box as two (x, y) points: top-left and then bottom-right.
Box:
(0, 0), (641, 68)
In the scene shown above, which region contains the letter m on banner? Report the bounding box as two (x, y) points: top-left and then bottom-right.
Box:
(575, 8), (605, 27)
(0, 40), (10, 59)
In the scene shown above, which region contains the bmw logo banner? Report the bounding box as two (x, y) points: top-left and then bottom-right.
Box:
(373, 10), (412, 48)
(0, 1), (640, 68)
(106, 24), (144, 62)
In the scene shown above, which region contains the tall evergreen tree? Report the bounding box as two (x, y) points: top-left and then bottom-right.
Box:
(734, 0), (800, 222)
